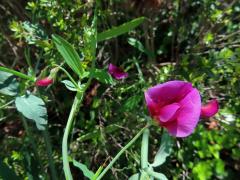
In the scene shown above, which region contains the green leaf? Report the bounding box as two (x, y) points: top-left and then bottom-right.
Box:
(92, 165), (103, 180)
(218, 48), (234, 59)
(151, 131), (173, 167)
(0, 71), (19, 96)
(61, 80), (77, 91)
(52, 34), (83, 76)
(91, 69), (114, 84)
(192, 161), (212, 180)
(129, 173), (140, 180)
(72, 159), (94, 179)
(128, 38), (154, 58)
(97, 17), (145, 42)
(15, 94), (47, 130)
(146, 170), (168, 180)
(121, 95), (142, 111)
(0, 159), (21, 180)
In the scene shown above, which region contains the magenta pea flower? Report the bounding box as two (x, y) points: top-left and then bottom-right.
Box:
(108, 63), (128, 80)
(145, 80), (202, 137)
(201, 99), (219, 118)
(36, 77), (53, 87)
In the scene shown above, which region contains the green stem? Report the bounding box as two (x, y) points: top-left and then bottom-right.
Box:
(96, 125), (149, 180)
(141, 128), (149, 169)
(133, 57), (145, 82)
(24, 48), (34, 75)
(0, 66), (35, 81)
(0, 100), (14, 109)
(43, 129), (58, 180)
(62, 92), (83, 180)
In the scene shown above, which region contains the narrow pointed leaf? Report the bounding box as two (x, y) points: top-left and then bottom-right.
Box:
(72, 159), (94, 179)
(52, 34), (83, 76)
(97, 17), (145, 42)
(61, 80), (77, 91)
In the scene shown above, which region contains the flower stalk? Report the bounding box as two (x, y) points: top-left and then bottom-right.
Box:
(96, 125), (149, 180)
(141, 127), (149, 169)
(62, 92), (83, 180)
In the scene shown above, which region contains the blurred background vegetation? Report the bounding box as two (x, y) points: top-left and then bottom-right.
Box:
(0, 0), (240, 179)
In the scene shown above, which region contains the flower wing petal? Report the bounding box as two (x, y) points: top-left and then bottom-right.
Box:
(158, 103), (180, 122)
(165, 88), (201, 137)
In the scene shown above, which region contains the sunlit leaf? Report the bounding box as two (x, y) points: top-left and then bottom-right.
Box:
(72, 159), (94, 179)
(129, 173), (140, 180)
(146, 170), (168, 180)
(97, 17), (145, 42)
(52, 34), (83, 76)
(61, 80), (77, 91)
(151, 131), (173, 167)
(15, 94), (47, 130)
(0, 71), (19, 96)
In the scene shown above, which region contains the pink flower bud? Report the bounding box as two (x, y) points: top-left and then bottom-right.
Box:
(108, 63), (128, 80)
(36, 77), (53, 87)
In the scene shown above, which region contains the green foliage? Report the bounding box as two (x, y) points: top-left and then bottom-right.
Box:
(151, 131), (173, 167)
(1, 0), (240, 179)
(15, 94), (47, 130)
(91, 69), (114, 84)
(0, 159), (20, 180)
(129, 173), (140, 180)
(72, 159), (94, 179)
(0, 71), (19, 96)
(61, 80), (78, 91)
(52, 34), (84, 77)
(97, 17), (145, 42)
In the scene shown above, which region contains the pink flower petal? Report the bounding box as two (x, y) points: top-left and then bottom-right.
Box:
(146, 81), (193, 107)
(144, 91), (160, 118)
(164, 88), (201, 137)
(36, 78), (53, 87)
(108, 63), (128, 80)
(158, 103), (180, 122)
(201, 99), (219, 118)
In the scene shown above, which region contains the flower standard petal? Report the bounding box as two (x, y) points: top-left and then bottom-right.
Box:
(201, 99), (219, 118)
(146, 80), (193, 107)
(108, 63), (128, 80)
